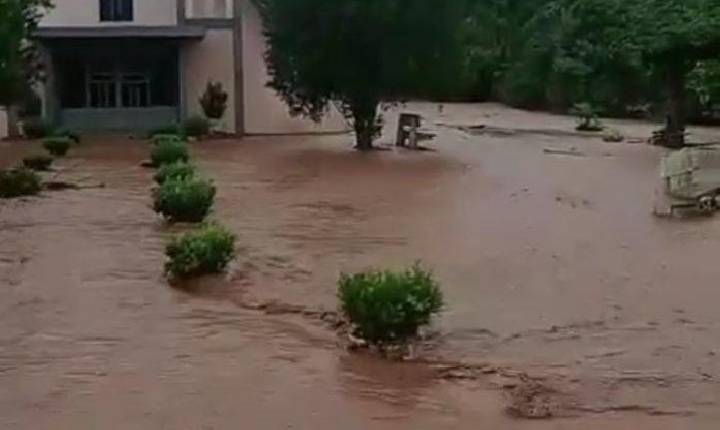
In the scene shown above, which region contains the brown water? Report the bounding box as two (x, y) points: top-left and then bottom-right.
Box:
(2, 105), (720, 429)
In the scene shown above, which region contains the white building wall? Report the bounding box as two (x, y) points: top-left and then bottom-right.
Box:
(182, 30), (236, 132)
(41, 0), (178, 27)
(239, 0), (347, 134)
(0, 108), (7, 139)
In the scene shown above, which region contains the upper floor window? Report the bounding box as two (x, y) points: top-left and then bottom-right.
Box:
(100, 0), (133, 22)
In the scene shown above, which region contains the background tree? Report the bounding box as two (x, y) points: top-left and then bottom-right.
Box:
(254, 0), (466, 150)
(0, 0), (52, 136)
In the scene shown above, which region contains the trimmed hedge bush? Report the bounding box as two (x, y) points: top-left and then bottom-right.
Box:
(165, 223), (236, 279)
(0, 167), (42, 198)
(182, 115), (210, 138)
(154, 161), (197, 184)
(338, 263), (443, 344)
(150, 139), (189, 167)
(153, 176), (216, 223)
(52, 129), (81, 144)
(43, 137), (72, 157)
(23, 155), (54, 171)
(149, 125), (181, 138)
(22, 118), (51, 139)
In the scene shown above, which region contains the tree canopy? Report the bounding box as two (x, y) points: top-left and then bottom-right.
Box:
(254, 0), (467, 149)
(0, 0), (52, 107)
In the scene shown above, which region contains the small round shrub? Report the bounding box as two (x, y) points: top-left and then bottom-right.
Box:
(43, 137), (72, 157)
(152, 133), (185, 146)
(0, 167), (42, 198)
(150, 139), (189, 167)
(165, 223), (236, 279)
(52, 129), (81, 144)
(602, 128), (625, 143)
(338, 263), (444, 345)
(22, 118), (51, 139)
(182, 115), (210, 138)
(23, 155), (54, 171)
(154, 161), (197, 184)
(153, 176), (216, 223)
(149, 124), (181, 139)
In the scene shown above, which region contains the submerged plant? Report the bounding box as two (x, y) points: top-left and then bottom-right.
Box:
(165, 223), (236, 279)
(338, 263), (444, 345)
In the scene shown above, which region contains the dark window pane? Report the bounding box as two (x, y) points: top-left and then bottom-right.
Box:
(100, 0), (133, 21)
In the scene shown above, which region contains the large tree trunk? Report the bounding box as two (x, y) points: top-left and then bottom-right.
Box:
(351, 100), (379, 151)
(666, 63), (687, 148)
(5, 105), (20, 138)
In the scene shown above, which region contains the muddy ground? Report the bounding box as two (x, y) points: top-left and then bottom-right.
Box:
(1, 103), (720, 429)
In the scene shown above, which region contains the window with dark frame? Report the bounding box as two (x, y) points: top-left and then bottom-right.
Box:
(100, 0), (133, 22)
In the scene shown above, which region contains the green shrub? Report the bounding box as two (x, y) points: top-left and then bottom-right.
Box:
(571, 102), (604, 132)
(149, 124), (181, 138)
(602, 128), (625, 142)
(154, 161), (197, 184)
(182, 115), (210, 138)
(22, 155), (54, 171)
(151, 133), (185, 146)
(165, 223), (236, 279)
(22, 118), (51, 139)
(338, 263), (444, 344)
(153, 176), (216, 223)
(43, 137), (72, 157)
(150, 139), (189, 167)
(0, 167), (42, 198)
(52, 129), (81, 144)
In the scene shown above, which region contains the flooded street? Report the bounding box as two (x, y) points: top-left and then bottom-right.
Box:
(2, 104), (720, 428)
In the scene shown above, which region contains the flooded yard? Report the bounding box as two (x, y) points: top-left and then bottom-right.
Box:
(2, 104), (720, 429)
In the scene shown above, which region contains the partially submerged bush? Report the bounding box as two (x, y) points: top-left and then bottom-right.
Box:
(182, 115), (210, 138)
(23, 154), (53, 171)
(149, 124), (181, 138)
(602, 128), (625, 142)
(43, 137), (72, 157)
(165, 223), (236, 279)
(154, 161), (197, 184)
(150, 139), (189, 167)
(0, 167), (42, 198)
(22, 118), (51, 139)
(153, 176), (216, 223)
(571, 102), (604, 132)
(52, 128), (81, 144)
(151, 133), (185, 145)
(338, 263), (444, 344)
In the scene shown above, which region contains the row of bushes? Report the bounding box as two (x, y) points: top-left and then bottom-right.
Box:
(148, 116), (211, 141)
(147, 134), (235, 281)
(148, 134), (443, 349)
(0, 130), (81, 199)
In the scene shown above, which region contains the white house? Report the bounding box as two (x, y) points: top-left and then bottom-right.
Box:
(35, 0), (346, 135)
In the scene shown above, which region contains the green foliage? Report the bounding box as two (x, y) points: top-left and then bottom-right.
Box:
(164, 223), (236, 279)
(338, 263), (444, 344)
(22, 117), (50, 138)
(43, 137), (72, 157)
(182, 115), (210, 138)
(255, 0), (466, 149)
(22, 154), (53, 171)
(602, 128), (625, 142)
(149, 125), (181, 138)
(0, 167), (42, 198)
(199, 81), (229, 120)
(153, 176), (216, 223)
(154, 161), (197, 185)
(0, 0), (53, 106)
(571, 102), (603, 131)
(52, 128), (80, 144)
(150, 139), (189, 167)
(151, 133), (185, 145)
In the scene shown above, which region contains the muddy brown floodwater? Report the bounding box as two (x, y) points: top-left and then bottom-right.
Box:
(2, 104), (720, 429)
